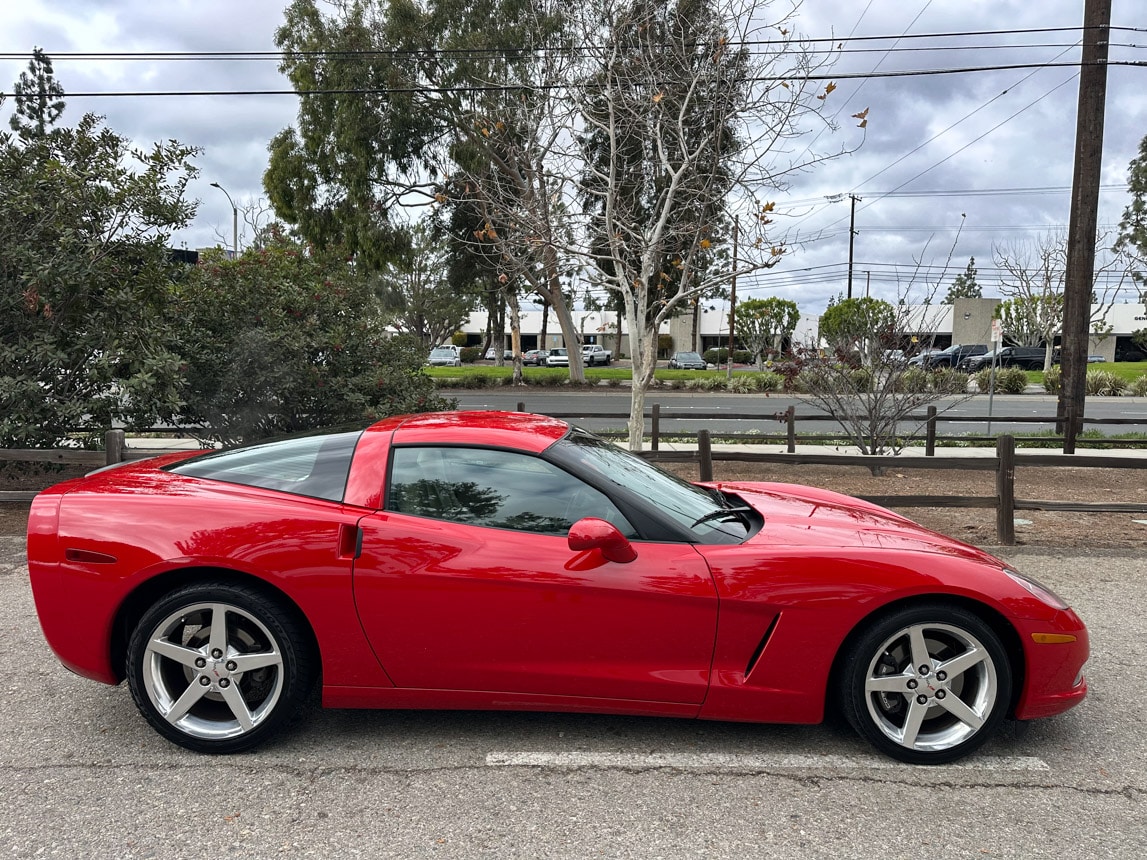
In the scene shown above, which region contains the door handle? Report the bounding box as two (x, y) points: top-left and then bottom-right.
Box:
(338, 523), (363, 560)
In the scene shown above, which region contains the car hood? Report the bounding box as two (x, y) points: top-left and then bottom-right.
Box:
(711, 481), (997, 563)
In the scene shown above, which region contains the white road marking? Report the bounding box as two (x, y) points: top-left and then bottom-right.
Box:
(486, 751), (1049, 771)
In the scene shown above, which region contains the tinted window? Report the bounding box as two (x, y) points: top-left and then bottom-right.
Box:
(387, 446), (635, 538)
(167, 431), (361, 502)
(547, 429), (750, 544)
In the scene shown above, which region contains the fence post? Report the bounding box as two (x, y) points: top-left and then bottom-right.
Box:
(926, 405), (937, 457)
(651, 403), (660, 452)
(516, 401), (525, 412)
(105, 429), (126, 466)
(995, 434), (1016, 545)
(698, 429), (713, 482)
(786, 405), (796, 453)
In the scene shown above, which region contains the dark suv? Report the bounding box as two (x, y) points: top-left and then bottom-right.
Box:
(961, 346), (1046, 372)
(915, 343), (988, 369)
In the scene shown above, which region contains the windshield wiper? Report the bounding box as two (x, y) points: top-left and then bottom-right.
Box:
(691, 506), (754, 528)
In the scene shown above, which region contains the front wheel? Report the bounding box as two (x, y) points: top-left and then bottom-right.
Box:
(839, 604), (1012, 764)
(126, 581), (315, 753)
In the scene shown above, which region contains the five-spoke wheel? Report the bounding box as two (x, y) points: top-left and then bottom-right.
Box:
(841, 604), (1012, 764)
(127, 582), (314, 753)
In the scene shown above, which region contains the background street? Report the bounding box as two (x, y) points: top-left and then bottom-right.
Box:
(2, 533), (1143, 859)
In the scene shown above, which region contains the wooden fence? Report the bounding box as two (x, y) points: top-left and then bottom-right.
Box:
(636, 431), (1147, 545)
(5, 423), (1147, 545)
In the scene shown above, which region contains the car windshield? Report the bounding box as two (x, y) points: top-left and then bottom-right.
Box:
(548, 429), (749, 544)
(551, 348), (567, 356)
(677, 352), (702, 361)
(430, 348), (455, 357)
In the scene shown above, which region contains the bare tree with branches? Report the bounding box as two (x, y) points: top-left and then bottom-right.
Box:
(994, 231), (1125, 370)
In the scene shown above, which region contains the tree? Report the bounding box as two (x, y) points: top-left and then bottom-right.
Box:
(575, 0), (848, 448)
(993, 232), (1122, 370)
(1116, 133), (1147, 299)
(736, 297), (799, 367)
(0, 63), (199, 447)
(8, 48), (65, 138)
(375, 220), (479, 350)
(267, 0), (591, 382)
(818, 296), (895, 362)
(943, 257), (981, 303)
(175, 234), (452, 445)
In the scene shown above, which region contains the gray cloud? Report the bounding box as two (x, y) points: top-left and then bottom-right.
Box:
(2, 0), (1143, 311)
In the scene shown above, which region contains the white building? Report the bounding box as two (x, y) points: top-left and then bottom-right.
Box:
(459, 299), (1147, 360)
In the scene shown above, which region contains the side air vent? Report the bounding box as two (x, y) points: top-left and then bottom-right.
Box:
(744, 614), (781, 680)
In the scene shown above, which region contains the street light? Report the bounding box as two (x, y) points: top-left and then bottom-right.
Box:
(209, 182), (238, 258)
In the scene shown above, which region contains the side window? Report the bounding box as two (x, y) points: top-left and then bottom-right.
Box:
(386, 447), (636, 538)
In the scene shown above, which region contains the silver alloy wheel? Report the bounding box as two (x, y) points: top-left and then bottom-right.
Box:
(863, 621), (998, 753)
(141, 601), (285, 741)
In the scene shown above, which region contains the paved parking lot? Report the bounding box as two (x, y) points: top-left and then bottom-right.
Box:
(2, 534), (1143, 858)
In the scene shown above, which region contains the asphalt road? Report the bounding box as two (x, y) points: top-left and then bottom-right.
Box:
(2, 534), (1144, 859)
(452, 390), (1147, 438)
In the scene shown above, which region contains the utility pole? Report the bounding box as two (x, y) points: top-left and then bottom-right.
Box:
(1059, 0), (1111, 453)
(847, 195), (860, 299)
(726, 216), (739, 380)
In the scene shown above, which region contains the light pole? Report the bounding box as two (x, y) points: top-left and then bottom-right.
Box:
(209, 182), (238, 258)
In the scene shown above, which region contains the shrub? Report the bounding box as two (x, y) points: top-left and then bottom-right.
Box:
(1086, 370), (1128, 396)
(929, 369), (970, 395)
(1131, 374), (1147, 396)
(973, 367), (1028, 394)
(896, 368), (930, 394)
(459, 346), (481, 364)
(1043, 365), (1061, 394)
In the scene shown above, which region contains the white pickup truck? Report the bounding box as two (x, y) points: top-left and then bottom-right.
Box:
(581, 344), (612, 366)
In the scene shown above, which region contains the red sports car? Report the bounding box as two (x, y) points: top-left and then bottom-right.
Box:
(27, 411), (1088, 763)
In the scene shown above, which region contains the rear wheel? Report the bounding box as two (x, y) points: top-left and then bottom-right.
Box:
(839, 604), (1011, 764)
(126, 581), (315, 753)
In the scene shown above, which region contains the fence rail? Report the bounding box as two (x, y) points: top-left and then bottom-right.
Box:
(5, 422), (1147, 545)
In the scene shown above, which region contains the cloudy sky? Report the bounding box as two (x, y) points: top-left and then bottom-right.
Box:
(2, 0), (1143, 314)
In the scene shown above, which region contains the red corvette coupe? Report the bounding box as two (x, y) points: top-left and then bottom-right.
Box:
(27, 411), (1088, 763)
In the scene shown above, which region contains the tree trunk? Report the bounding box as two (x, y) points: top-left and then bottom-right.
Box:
(508, 290), (523, 385)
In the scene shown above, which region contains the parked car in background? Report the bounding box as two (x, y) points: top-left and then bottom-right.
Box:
(960, 346), (1046, 372)
(910, 344), (988, 370)
(545, 348), (570, 367)
(581, 344), (613, 366)
(427, 345), (462, 367)
(522, 349), (550, 366)
(484, 347), (514, 361)
(668, 351), (707, 370)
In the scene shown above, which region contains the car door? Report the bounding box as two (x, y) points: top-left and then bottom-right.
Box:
(351, 445), (719, 705)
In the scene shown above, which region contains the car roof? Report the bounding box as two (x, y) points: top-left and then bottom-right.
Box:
(370, 410), (571, 453)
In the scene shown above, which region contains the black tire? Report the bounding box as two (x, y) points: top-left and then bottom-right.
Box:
(126, 581), (315, 754)
(838, 603), (1012, 764)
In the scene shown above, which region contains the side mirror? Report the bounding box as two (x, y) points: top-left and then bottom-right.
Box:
(567, 517), (637, 564)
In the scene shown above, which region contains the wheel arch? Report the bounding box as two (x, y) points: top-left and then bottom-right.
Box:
(110, 566), (321, 684)
(825, 594), (1026, 719)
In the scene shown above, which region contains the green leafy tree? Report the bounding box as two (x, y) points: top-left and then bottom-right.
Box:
(735, 297), (799, 367)
(943, 257), (981, 303)
(1116, 133), (1147, 299)
(818, 297), (895, 362)
(0, 62), (199, 447)
(375, 219), (479, 350)
(176, 233), (452, 445)
(8, 48), (65, 138)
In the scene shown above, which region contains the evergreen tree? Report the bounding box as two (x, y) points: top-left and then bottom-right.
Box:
(943, 257), (981, 303)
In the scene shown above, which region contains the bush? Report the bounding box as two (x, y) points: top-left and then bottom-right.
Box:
(929, 369), (970, 395)
(1086, 370), (1128, 396)
(459, 346), (481, 363)
(701, 348), (752, 365)
(896, 368), (930, 394)
(973, 367), (1028, 394)
(1132, 374), (1147, 396)
(1043, 366), (1061, 394)
(451, 331), (468, 348)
